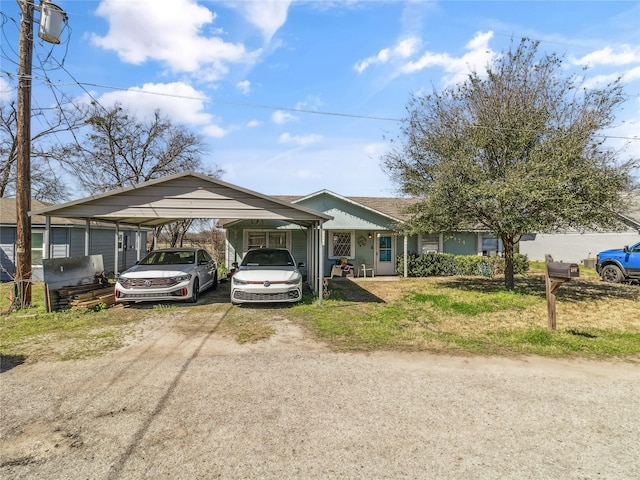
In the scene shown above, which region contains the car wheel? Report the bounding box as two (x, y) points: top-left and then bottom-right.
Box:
(212, 272), (218, 291)
(189, 278), (200, 303)
(601, 264), (623, 283)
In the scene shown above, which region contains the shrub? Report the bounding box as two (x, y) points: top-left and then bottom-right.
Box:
(396, 252), (529, 278)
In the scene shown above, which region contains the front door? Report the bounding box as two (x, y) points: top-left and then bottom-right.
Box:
(375, 234), (395, 275)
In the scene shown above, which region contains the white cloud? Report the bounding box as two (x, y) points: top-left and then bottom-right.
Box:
(0, 76), (13, 102)
(623, 65), (640, 82)
(247, 119), (261, 128)
(272, 110), (298, 124)
(203, 124), (228, 138)
(401, 31), (496, 85)
(91, 0), (259, 78)
(95, 81), (211, 125)
(295, 95), (324, 111)
(571, 45), (640, 67)
(363, 142), (389, 157)
(279, 133), (322, 146)
(236, 80), (251, 95)
(230, 1), (292, 42)
(354, 37), (420, 73)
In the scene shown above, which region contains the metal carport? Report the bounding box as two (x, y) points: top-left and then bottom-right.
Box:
(30, 171), (333, 305)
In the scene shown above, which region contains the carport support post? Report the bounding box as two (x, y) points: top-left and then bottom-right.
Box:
(136, 226), (142, 261)
(85, 219), (90, 256)
(114, 222), (120, 277)
(43, 216), (50, 260)
(403, 235), (408, 278)
(318, 220), (324, 306)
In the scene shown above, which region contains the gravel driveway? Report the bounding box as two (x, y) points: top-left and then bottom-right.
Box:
(1, 303), (639, 479)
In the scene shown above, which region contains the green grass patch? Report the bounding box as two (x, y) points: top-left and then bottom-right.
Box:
(410, 289), (537, 316)
(287, 277), (640, 357)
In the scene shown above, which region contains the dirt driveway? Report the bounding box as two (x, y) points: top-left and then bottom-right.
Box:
(1, 288), (639, 479)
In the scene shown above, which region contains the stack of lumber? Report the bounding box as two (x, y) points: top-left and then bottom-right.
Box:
(46, 283), (116, 311)
(68, 286), (116, 309)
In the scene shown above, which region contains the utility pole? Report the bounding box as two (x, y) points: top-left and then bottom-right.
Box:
(15, 0), (34, 307)
(14, 0), (66, 308)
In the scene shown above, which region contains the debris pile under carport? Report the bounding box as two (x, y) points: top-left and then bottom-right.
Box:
(46, 284), (115, 311)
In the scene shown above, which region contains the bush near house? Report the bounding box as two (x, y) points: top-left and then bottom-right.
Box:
(397, 252), (529, 278)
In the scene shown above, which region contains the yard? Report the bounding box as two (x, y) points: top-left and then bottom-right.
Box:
(2, 271), (639, 479)
(1, 265), (639, 368)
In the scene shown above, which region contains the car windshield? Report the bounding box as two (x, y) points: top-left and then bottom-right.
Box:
(241, 249), (294, 267)
(140, 251), (195, 266)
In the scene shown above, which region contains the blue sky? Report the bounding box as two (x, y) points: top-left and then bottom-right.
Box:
(2, 1), (639, 198)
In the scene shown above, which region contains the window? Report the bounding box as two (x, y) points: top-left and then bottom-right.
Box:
(329, 231), (354, 259)
(482, 235), (502, 256)
(419, 234), (440, 253)
(32, 232), (44, 266)
(245, 230), (290, 251)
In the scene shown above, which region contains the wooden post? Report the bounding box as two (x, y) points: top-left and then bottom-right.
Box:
(545, 255), (556, 331)
(545, 254), (574, 331)
(15, 0), (35, 307)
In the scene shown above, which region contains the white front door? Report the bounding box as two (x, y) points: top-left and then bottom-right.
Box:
(375, 234), (395, 275)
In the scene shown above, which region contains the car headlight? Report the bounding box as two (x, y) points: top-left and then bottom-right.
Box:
(117, 275), (129, 285)
(233, 277), (248, 285)
(172, 274), (192, 283)
(285, 275), (301, 285)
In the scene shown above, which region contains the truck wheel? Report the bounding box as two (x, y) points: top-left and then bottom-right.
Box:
(601, 265), (624, 283)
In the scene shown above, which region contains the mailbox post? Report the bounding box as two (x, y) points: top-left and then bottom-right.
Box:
(545, 255), (579, 331)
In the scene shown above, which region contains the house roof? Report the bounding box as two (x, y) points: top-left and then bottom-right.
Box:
(29, 171), (332, 228)
(276, 191), (419, 222)
(0, 198), (85, 226)
(618, 193), (640, 230)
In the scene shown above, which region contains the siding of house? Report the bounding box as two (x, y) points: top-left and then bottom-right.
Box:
(0, 227), (16, 281)
(0, 224), (147, 282)
(519, 231), (640, 263)
(444, 233), (479, 256)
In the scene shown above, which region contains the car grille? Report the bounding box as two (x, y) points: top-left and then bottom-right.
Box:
(120, 278), (179, 288)
(119, 292), (179, 299)
(233, 290), (301, 302)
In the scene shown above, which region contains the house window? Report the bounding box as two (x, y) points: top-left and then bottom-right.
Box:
(419, 233), (440, 253)
(32, 232), (44, 266)
(329, 231), (354, 259)
(482, 235), (502, 256)
(245, 230), (290, 251)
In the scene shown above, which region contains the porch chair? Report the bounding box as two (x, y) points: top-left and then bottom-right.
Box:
(358, 259), (374, 278)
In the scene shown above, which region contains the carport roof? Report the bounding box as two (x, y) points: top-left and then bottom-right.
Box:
(30, 171), (332, 228)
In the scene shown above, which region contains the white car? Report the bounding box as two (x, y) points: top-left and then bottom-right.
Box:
(231, 248), (304, 305)
(115, 248), (218, 304)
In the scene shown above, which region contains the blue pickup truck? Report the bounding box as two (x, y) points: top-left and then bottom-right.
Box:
(596, 241), (640, 283)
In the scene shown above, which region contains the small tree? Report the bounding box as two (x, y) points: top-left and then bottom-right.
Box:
(383, 38), (638, 289)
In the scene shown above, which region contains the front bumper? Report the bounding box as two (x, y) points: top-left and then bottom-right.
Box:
(231, 284), (302, 304)
(114, 281), (192, 302)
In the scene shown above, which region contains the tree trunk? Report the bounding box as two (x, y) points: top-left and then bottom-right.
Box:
(502, 235), (516, 290)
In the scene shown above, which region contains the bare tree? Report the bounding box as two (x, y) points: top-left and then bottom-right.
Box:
(58, 102), (218, 194)
(0, 99), (83, 202)
(383, 38), (638, 289)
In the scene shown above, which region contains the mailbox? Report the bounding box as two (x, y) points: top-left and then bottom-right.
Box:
(547, 262), (580, 279)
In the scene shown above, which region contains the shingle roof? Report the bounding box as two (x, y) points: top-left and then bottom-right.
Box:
(0, 198), (86, 226)
(274, 195), (419, 221)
